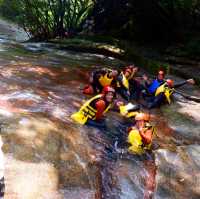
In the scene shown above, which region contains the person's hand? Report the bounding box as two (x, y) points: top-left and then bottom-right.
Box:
(143, 74), (148, 81)
(187, 78), (195, 85)
(89, 76), (93, 83)
(116, 101), (124, 107)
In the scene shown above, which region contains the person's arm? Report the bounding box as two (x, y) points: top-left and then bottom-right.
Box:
(118, 75), (130, 92)
(95, 100), (106, 120)
(143, 74), (152, 86)
(173, 80), (187, 88)
(173, 79), (195, 88)
(140, 129), (153, 145)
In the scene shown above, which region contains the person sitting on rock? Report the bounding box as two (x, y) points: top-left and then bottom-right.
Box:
(116, 67), (133, 101)
(83, 68), (118, 95)
(146, 78), (195, 109)
(127, 113), (155, 155)
(127, 65), (146, 101)
(71, 86), (115, 128)
(142, 70), (166, 97)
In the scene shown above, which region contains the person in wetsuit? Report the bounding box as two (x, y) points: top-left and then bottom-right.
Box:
(146, 78), (195, 108)
(83, 68), (118, 95)
(116, 67), (133, 101)
(127, 113), (155, 155)
(71, 86), (116, 128)
(142, 70), (165, 97)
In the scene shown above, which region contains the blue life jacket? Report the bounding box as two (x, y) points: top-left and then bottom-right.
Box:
(148, 79), (164, 94)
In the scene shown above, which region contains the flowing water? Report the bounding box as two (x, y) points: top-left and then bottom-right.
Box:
(0, 19), (200, 199)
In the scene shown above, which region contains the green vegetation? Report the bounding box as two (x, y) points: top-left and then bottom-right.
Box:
(1, 0), (200, 42)
(0, 0), (93, 40)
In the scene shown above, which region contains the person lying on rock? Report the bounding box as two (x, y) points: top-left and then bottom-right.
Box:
(127, 113), (155, 155)
(146, 78), (195, 109)
(71, 86), (115, 128)
(83, 68), (118, 95)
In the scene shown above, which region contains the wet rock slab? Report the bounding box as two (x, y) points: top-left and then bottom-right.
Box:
(155, 145), (200, 199)
(2, 116), (99, 199)
(161, 100), (200, 142)
(115, 158), (157, 199)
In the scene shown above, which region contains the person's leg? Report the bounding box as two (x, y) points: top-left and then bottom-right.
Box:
(130, 80), (144, 101)
(141, 88), (153, 100)
(147, 93), (165, 109)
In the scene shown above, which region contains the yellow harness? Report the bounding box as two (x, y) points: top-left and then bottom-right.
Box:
(71, 94), (111, 125)
(155, 83), (174, 104)
(127, 125), (155, 155)
(117, 72), (129, 89)
(99, 73), (113, 87)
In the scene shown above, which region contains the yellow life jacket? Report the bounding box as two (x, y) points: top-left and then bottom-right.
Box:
(155, 83), (174, 104)
(98, 73), (113, 87)
(71, 94), (111, 125)
(117, 72), (129, 90)
(127, 125), (155, 155)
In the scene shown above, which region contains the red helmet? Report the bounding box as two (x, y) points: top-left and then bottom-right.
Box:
(102, 86), (115, 95)
(166, 79), (174, 87)
(158, 70), (165, 76)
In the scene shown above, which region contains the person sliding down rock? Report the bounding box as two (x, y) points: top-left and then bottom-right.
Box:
(71, 86), (115, 129)
(127, 113), (155, 155)
(83, 68), (118, 95)
(146, 78), (195, 109)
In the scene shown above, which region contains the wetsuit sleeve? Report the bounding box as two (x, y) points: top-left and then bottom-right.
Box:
(95, 100), (106, 120)
(145, 81), (151, 88)
(173, 80), (187, 88)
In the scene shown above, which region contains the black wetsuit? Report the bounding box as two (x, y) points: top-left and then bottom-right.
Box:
(116, 73), (130, 101)
(129, 78), (144, 101)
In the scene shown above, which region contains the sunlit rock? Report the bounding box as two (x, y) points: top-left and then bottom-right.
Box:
(155, 146), (200, 198)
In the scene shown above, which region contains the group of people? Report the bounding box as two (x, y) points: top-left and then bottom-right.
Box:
(71, 65), (195, 155)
